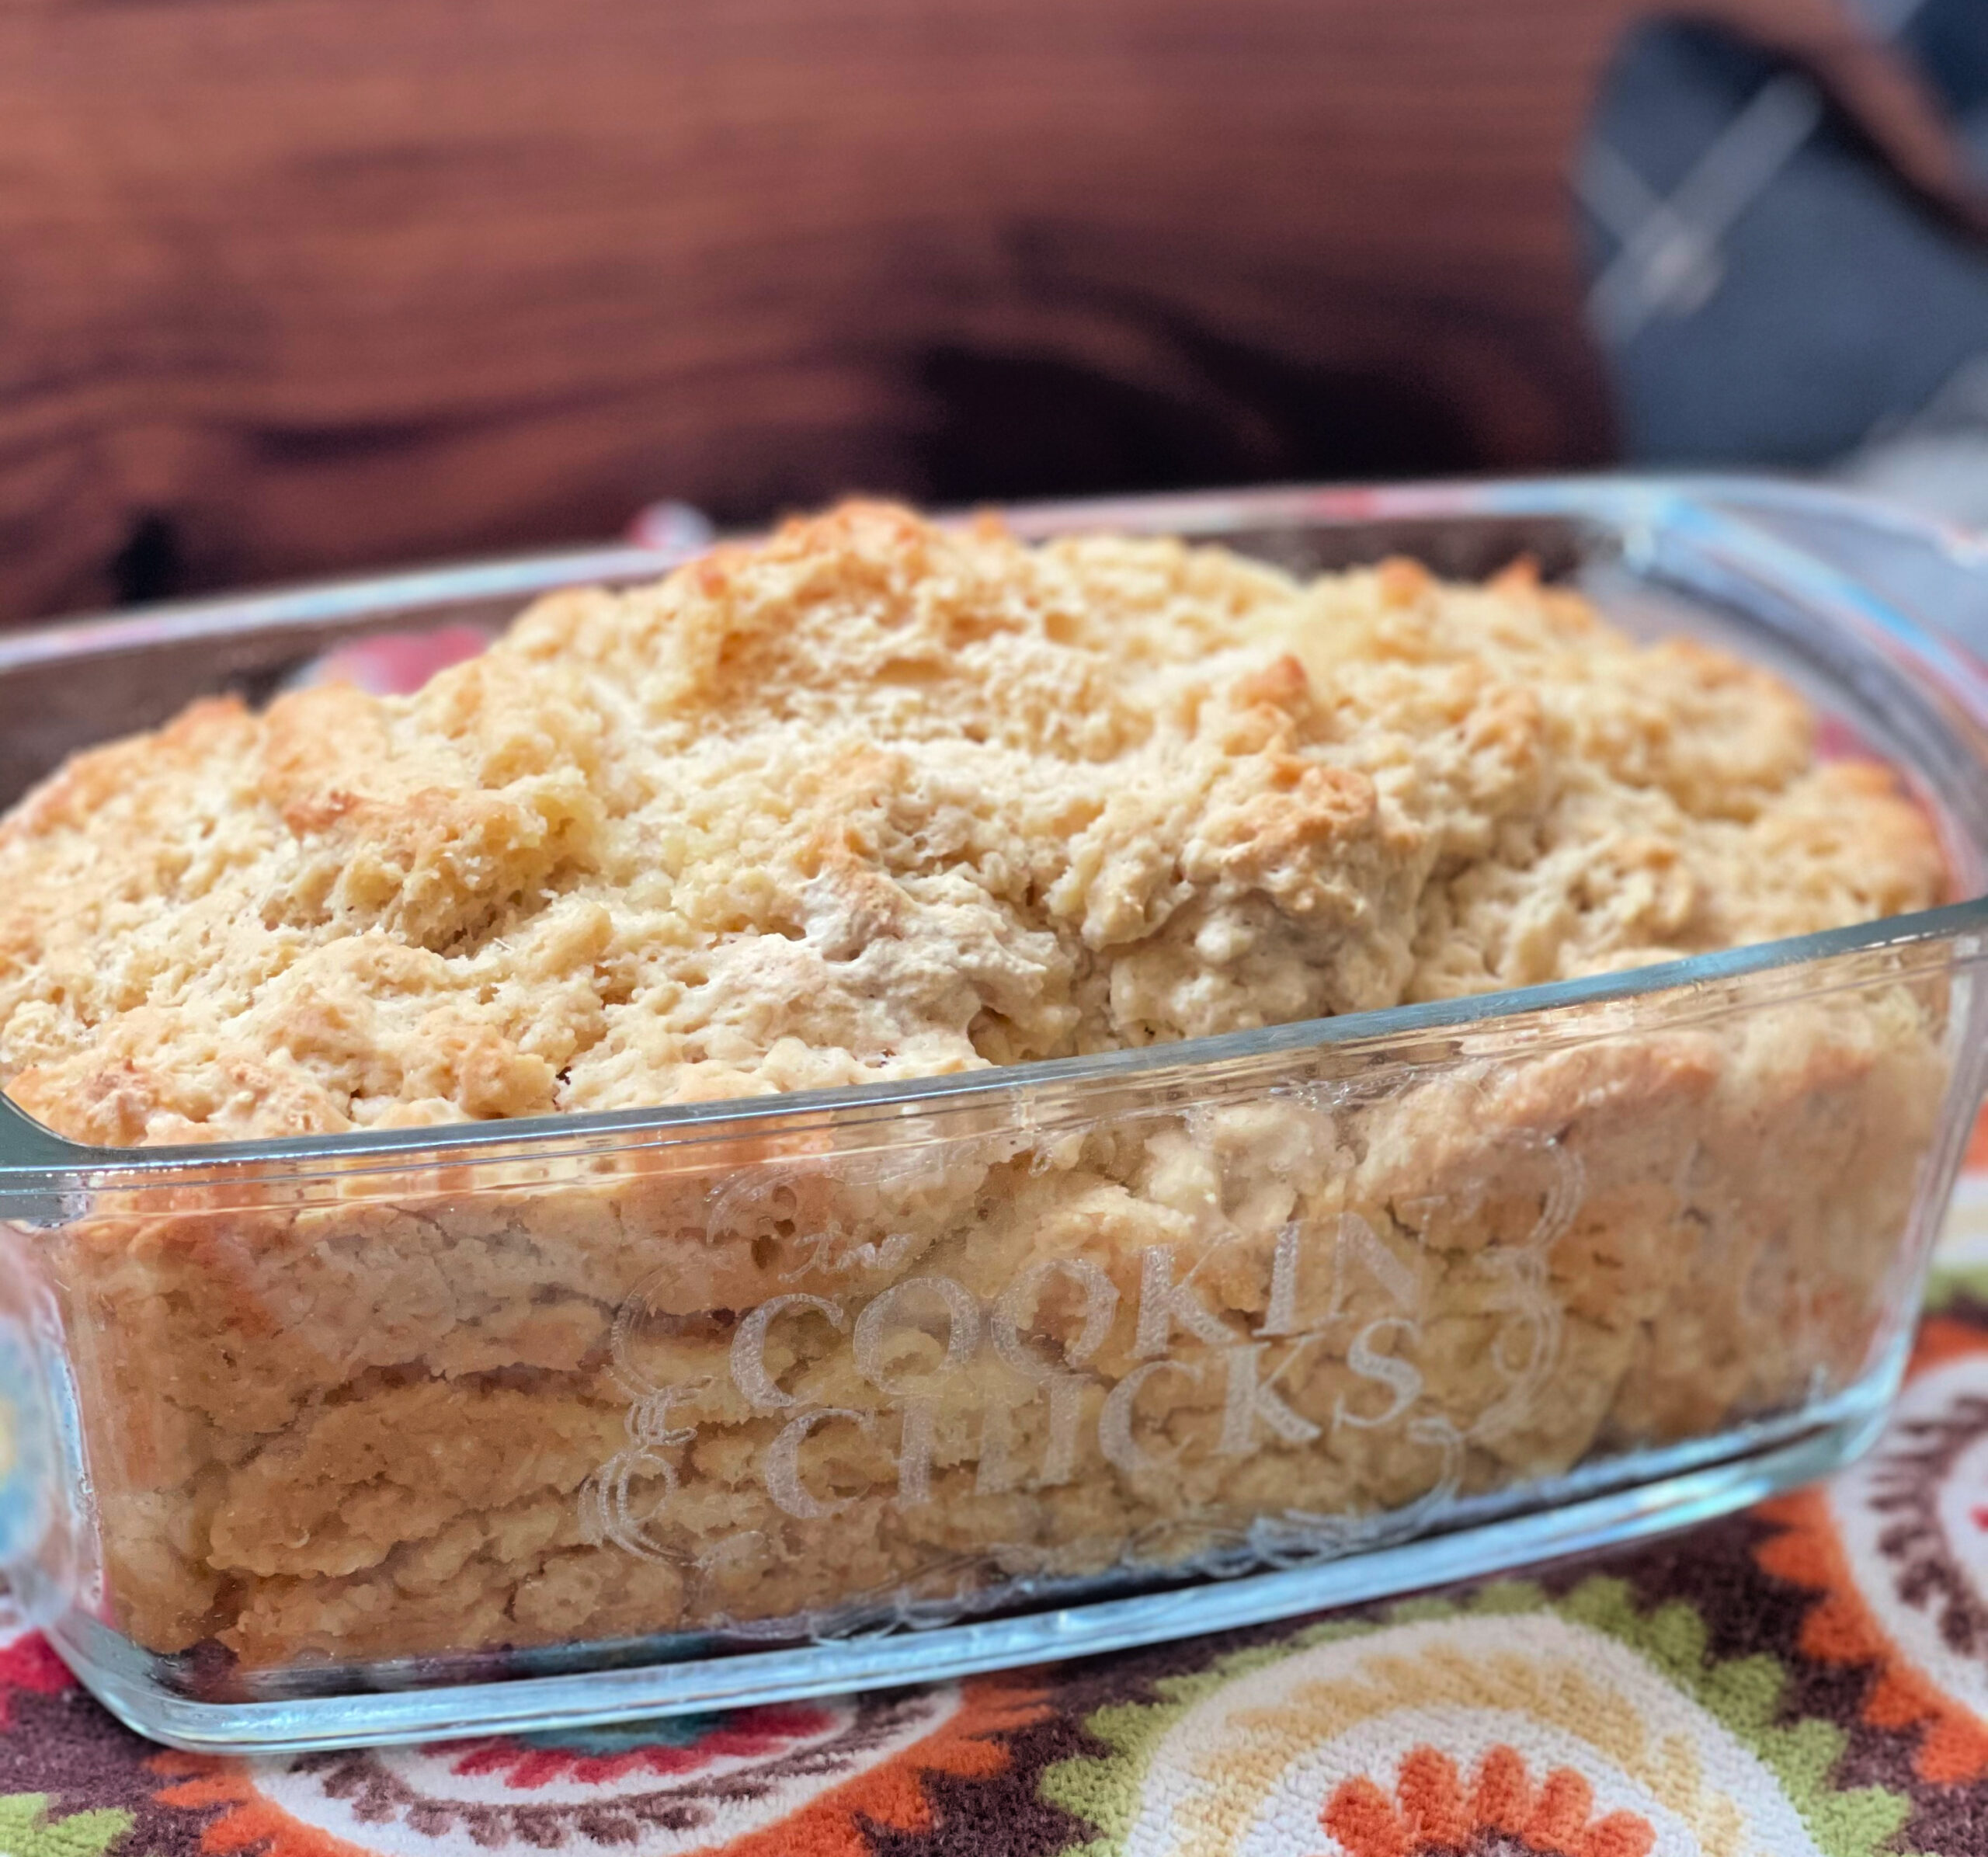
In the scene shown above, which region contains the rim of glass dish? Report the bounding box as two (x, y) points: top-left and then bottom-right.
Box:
(2, 472), (1985, 1186)
(5, 471), (1976, 677)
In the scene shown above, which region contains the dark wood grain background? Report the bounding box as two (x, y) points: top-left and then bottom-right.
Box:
(0, 0), (1974, 622)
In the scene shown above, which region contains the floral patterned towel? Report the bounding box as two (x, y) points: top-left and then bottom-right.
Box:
(0, 1122), (1979, 1856)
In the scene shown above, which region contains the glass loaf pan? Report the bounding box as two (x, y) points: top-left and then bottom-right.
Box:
(0, 478), (1986, 1754)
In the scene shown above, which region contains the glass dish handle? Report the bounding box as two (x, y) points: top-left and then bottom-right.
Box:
(0, 1239), (75, 1626)
(1696, 478), (1988, 721)
(0, 1094), (94, 1226)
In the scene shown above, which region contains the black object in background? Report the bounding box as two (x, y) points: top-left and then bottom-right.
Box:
(1577, 3), (1988, 492)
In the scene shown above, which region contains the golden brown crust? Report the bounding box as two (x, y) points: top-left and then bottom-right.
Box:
(0, 499), (1945, 1146)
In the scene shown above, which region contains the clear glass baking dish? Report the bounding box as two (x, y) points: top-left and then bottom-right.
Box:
(0, 477), (1986, 1754)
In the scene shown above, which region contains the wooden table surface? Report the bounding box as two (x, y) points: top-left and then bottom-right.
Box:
(0, 0), (1975, 623)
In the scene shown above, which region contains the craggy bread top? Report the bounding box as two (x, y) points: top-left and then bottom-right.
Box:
(0, 501), (1943, 1146)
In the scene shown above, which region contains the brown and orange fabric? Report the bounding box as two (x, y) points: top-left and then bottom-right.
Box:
(0, 1132), (1983, 1854)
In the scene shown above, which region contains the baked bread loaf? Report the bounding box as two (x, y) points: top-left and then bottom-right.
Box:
(0, 503), (1952, 1674)
(0, 502), (1939, 1142)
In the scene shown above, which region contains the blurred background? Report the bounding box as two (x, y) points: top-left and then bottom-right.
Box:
(0, 0), (1983, 623)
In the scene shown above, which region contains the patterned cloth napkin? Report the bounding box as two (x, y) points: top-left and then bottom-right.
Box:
(0, 1134), (1983, 1856)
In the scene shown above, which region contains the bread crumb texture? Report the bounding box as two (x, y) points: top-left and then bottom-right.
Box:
(0, 501), (1941, 1141)
(0, 503), (1954, 1670)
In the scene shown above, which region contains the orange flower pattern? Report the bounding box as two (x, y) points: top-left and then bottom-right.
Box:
(1756, 1314), (1988, 1789)
(1320, 1746), (1656, 1857)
